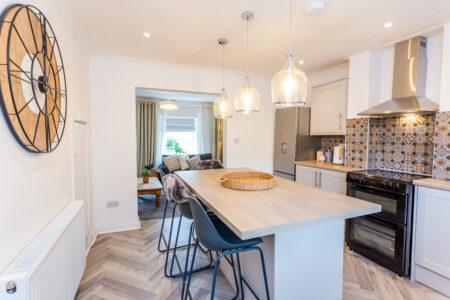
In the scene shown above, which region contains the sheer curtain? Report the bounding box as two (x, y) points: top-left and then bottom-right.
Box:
(155, 102), (166, 165)
(197, 103), (214, 154)
(136, 97), (157, 175)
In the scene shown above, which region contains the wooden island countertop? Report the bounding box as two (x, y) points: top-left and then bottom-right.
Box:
(176, 167), (380, 240)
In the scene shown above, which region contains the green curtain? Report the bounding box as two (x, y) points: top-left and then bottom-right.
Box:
(214, 118), (223, 162)
(136, 98), (157, 176)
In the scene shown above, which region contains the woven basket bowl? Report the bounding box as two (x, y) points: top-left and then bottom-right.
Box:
(217, 171), (276, 191)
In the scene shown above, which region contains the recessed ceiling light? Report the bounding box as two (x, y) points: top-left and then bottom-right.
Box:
(384, 22), (393, 28)
(299, 60), (305, 65)
(306, 0), (328, 16)
(144, 32), (151, 38)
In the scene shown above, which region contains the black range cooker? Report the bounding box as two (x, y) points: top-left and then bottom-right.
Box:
(345, 169), (429, 277)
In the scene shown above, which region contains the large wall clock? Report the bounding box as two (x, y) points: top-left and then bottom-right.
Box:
(0, 4), (67, 153)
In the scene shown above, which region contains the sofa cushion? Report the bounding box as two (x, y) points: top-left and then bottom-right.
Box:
(197, 159), (224, 170)
(187, 155), (201, 170)
(162, 156), (181, 172)
(198, 153), (213, 160)
(178, 155), (190, 170)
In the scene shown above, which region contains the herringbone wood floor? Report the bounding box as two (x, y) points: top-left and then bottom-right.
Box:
(76, 218), (449, 300)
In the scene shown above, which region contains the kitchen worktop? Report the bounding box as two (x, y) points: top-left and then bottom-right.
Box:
(413, 178), (450, 192)
(176, 167), (379, 239)
(295, 160), (359, 173)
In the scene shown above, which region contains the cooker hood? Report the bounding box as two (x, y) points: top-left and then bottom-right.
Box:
(358, 36), (439, 117)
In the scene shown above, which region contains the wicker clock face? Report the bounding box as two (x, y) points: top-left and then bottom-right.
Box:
(0, 4), (67, 153)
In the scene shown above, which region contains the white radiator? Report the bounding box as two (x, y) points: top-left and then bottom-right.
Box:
(0, 201), (86, 300)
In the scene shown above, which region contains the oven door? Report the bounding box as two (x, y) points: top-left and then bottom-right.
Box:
(346, 216), (409, 276)
(347, 183), (408, 224)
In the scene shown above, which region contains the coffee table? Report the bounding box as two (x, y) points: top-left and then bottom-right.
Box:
(137, 177), (163, 207)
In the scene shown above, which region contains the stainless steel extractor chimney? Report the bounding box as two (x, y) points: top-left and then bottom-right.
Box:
(358, 36), (439, 117)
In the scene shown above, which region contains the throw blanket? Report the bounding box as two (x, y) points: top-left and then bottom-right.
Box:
(162, 174), (195, 204)
(197, 160), (224, 170)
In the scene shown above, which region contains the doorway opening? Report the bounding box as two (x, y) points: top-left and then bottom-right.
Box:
(135, 88), (222, 222)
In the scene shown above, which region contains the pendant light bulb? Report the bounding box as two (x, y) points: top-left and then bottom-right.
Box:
(214, 39), (233, 118)
(271, 0), (308, 107)
(235, 11), (260, 114)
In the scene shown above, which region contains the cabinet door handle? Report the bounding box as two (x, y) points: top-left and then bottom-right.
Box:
(314, 171), (317, 187)
(339, 113), (343, 130)
(319, 171), (322, 188)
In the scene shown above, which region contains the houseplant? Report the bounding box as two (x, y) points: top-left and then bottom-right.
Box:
(141, 169), (151, 184)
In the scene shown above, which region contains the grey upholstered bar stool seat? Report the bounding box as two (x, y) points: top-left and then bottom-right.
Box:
(183, 197), (270, 300)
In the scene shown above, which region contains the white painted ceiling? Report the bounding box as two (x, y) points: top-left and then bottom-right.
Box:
(136, 89), (217, 102)
(54, 0), (450, 75)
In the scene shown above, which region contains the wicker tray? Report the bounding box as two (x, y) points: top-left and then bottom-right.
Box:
(217, 171), (276, 191)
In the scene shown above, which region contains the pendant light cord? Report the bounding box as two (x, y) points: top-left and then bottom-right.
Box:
(289, 0), (293, 55)
(246, 17), (249, 77)
(222, 44), (225, 90)
(288, 0), (293, 68)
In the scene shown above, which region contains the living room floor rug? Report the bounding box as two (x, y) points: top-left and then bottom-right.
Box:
(138, 192), (179, 221)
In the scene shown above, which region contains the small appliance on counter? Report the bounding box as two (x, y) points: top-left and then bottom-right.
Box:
(325, 151), (333, 163)
(316, 150), (325, 162)
(333, 144), (345, 164)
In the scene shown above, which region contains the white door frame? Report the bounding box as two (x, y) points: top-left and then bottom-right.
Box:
(70, 113), (93, 252)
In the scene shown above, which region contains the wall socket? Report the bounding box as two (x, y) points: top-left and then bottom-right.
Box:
(106, 201), (119, 208)
(234, 137), (240, 144)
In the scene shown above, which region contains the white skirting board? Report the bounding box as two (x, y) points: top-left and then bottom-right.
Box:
(0, 201), (86, 300)
(95, 219), (141, 234)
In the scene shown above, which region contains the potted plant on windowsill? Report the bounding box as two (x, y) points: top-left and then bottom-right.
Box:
(141, 169), (151, 184)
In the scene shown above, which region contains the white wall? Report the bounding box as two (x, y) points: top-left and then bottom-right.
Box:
(0, 1), (91, 272)
(440, 23), (450, 111)
(89, 55), (274, 233)
(347, 51), (372, 118)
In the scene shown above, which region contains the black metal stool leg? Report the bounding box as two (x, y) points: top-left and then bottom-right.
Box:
(256, 246), (271, 300)
(157, 199), (170, 252)
(236, 252), (245, 299)
(165, 213), (183, 277)
(228, 254), (240, 300)
(210, 253), (223, 300)
(181, 223), (194, 299)
(184, 240), (199, 300)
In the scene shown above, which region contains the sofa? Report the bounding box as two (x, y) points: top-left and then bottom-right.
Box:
(149, 153), (213, 176)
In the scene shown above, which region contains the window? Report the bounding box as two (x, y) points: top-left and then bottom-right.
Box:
(162, 117), (197, 155)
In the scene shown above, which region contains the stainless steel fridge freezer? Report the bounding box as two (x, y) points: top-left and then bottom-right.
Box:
(273, 107), (321, 181)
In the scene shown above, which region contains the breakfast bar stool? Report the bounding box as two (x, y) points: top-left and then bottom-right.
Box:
(183, 197), (270, 300)
(162, 174), (213, 278)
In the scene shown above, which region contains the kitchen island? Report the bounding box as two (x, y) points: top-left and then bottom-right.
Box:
(176, 168), (381, 300)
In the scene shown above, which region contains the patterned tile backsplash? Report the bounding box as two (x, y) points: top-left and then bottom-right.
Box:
(345, 118), (369, 169)
(433, 111), (450, 180)
(368, 114), (435, 175)
(321, 136), (345, 152)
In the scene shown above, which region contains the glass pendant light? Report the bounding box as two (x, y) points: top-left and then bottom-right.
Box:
(214, 38), (233, 119)
(272, 0), (308, 107)
(235, 11), (260, 114)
